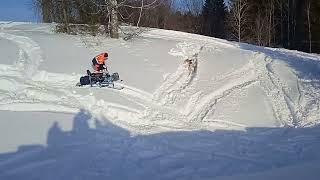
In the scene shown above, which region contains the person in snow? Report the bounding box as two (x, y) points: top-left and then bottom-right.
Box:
(184, 58), (197, 75)
(92, 52), (108, 72)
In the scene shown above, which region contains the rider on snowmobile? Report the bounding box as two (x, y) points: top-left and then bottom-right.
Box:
(92, 52), (108, 72)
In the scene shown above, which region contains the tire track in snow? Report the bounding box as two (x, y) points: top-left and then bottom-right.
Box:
(296, 79), (320, 126)
(152, 42), (259, 125)
(252, 54), (290, 126)
(0, 31), (150, 123)
(153, 43), (203, 106)
(253, 53), (304, 127)
(0, 32), (43, 79)
(187, 59), (258, 122)
(0, 62), (153, 126)
(0, 31), (48, 111)
(145, 42), (257, 128)
(2, 25), (318, 131)
(250, 50), (320, 127)
(135, 42), (205, 130)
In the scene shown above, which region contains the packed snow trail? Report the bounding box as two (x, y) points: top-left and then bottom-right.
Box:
(0, 32), (43, 78)
(0, 29), (149, 127)
(2, 22), (320, 133)
(1, 22), (320, 180)
(0, 24), (320, 135)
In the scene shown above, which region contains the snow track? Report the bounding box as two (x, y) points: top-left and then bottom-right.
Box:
(140, 42), (259, 129)
(153, 42), (202, 106)
(1, 23), (320, 180)
(252, 53), (294, 126)
(0, 32), (43, 78)
(0, 29), (153, 126)
(1, 23), (320, 131)
(252, 52), (320, 127)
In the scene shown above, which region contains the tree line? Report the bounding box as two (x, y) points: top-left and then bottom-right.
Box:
(33, 0), (320, 53)
(227, 0), (320, 53)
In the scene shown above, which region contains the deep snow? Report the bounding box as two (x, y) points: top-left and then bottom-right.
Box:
(0, 21), (320, 179)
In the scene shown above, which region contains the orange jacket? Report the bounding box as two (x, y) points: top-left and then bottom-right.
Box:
(95, 53), (107, 64)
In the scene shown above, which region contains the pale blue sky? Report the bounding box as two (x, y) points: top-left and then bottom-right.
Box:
(0, 0), (37, 22)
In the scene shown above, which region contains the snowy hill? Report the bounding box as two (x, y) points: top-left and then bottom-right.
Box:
(0, 22), (320, 179)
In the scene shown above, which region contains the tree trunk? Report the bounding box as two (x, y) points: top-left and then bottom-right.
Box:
(287, 0), (290, 47)
(307, 0), (312, 53)
(41, 0), (52, 23)
(137, 0), (144, 27)
(268, 0), (274, 46)
(109, 0), (119, 39)
(238, 0), (241, 42)
(62, 0), (69, 34)
(280, 1), (283, 46)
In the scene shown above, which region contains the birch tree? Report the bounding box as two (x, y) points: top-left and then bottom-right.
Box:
(108, 0), (162, 38)
(229, 0), (250, 42)
(108, 0), (119, 38)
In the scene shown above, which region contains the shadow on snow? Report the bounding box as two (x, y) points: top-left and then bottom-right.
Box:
(0, 109), (320, 180)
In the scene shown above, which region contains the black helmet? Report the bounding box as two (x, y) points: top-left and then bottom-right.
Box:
(104, 52), (109, 57)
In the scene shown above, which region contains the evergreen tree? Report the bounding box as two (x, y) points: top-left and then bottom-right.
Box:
(202, 0), (227, 38)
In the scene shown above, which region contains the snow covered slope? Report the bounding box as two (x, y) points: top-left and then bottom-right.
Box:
(0, 22), (320, 179)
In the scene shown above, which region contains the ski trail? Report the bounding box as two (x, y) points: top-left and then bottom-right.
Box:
(153, 42), (203, 106)
(252, 53), (306, 127)
(187, 57), (258, 122)
(0, 55), (153, 126)
(252, 53), (290, 126)
(150, 41), (260, 125)
(141, 42), (257, 129)
(295, 77), (320, 127)
(1, 24), (319, 132)
(0, 32), (43, 78)
(0, 31), (156, 131)
(119, 83), (153, 101)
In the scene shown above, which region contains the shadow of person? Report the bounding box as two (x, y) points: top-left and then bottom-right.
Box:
(72, 109), (91, 133)
(47, 121), (64, 147)
(1, 109), (320, 180)
(47, 109), (93, 148)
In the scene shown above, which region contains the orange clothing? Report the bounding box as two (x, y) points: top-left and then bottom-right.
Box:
(95, 53), (107, 64)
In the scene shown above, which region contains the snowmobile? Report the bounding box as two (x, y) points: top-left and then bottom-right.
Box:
(76, 70), (123, 89)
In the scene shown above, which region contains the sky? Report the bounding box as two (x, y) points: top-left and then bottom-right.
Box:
(0, 0), (37, 22)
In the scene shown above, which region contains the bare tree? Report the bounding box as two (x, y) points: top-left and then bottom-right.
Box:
(108, 0), (119, 38)
(33, 0), (163, 38)
(61, 0), (70, 34)
(109, 0), (162, 38)
(306, 0), (312, 53)
(278, 0), (284, 46)
(252, 10), (267, 46)
(267, 0), (275, 46)
(229, 0), (250, 42)
(137, 0), (144, 27)
(287, 0), (290, 47)
(32, 0), (53, 23)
